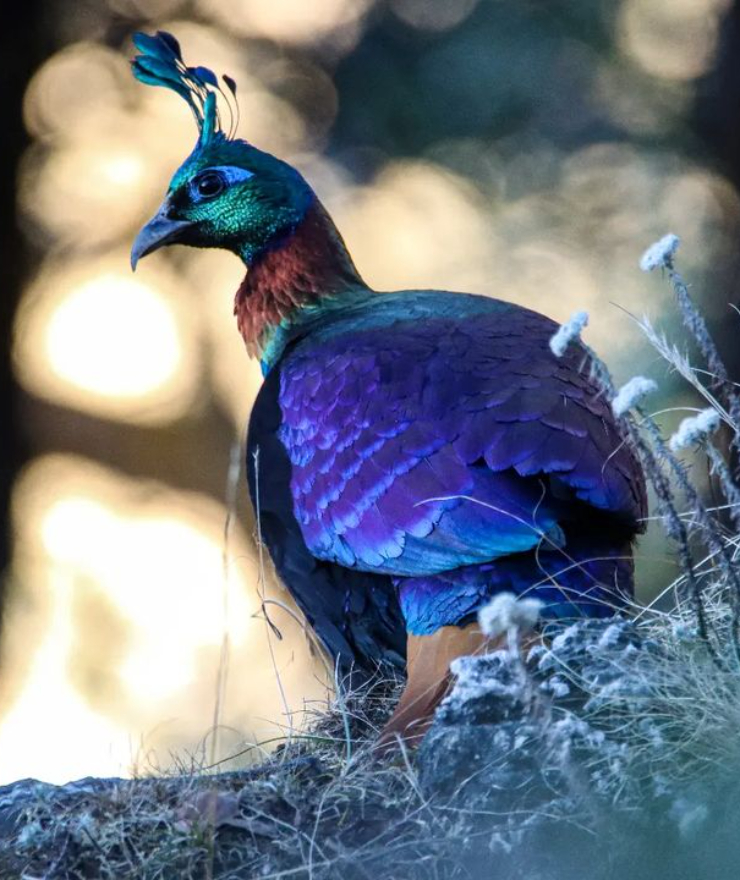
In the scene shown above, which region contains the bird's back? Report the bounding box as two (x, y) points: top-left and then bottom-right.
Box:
(248, 289), (645, 662)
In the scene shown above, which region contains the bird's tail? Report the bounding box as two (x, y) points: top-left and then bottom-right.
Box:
(375, 623), (496, 752)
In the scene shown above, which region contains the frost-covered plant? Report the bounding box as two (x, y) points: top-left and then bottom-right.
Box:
(557, 234), (740, 808)
(549, 310), (589, 356)
(611, 376), (658, 417)
(507, 235), (740, 826)
(669, 408), (721, 452)
(639, 232), (680, 272)
(478, 592), (543, 641)
(629, 234), (740, 656)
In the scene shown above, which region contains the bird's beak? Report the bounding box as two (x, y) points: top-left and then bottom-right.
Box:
(130, 202), (193, 271)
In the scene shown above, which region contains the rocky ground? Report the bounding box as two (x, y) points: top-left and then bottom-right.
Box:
(3, 616), (740, 879)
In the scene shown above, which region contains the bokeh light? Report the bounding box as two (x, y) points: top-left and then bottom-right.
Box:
(198, 0), (375, 48)
(22, 43), (131, 142)
(20, 138), (150, 246)
(389, 0), (479, 32)
(338, 160), (496, 293)
(0, 454), (324, 784)
(185, 248), (264, 429)
(13, 259), (202, 424)
(618, 0), (731, 81)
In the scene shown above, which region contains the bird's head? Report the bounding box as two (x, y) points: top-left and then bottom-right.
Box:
(130, 32), (314, 270)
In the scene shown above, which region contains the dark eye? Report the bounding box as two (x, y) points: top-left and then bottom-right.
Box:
(194, 171), (225, 199)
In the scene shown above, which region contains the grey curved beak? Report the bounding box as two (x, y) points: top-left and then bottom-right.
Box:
(131, 204), (193, 271)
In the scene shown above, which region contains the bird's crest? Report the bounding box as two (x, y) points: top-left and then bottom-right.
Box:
(131, 31), (240, 148)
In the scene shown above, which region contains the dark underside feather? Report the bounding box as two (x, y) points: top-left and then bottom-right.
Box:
(247, 366), (406, 675)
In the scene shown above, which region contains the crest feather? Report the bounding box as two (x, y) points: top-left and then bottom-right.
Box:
(131, 31), (240, 143)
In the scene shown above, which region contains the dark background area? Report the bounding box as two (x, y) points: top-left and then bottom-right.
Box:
(0, 0), (45, 581)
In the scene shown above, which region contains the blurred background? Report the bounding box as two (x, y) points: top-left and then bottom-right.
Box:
(2, 0), (740, 785)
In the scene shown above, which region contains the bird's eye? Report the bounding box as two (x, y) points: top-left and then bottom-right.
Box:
(194, 171), (225, 199)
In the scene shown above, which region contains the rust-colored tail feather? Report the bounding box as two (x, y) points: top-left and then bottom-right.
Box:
(375, 623), (492, 753)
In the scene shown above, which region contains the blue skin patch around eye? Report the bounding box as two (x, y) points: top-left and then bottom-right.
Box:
(189, 165), (254, 201)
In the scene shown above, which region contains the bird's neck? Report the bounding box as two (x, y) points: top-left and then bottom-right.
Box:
(234, 200), (368, 364)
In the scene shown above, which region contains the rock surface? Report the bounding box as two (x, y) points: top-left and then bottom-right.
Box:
(2, 619), (739, 879)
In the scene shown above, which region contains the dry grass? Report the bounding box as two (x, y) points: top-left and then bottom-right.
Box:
(5, 675), (469, 880)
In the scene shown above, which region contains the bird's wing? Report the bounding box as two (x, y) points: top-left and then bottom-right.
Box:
(247, 366), (407, 674)
(275, 296), (645, 578)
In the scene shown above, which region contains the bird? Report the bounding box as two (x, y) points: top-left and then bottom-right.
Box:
(129, 32), (646, 747)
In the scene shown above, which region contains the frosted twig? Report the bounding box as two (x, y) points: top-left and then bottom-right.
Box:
(549, 311), (589, 357)
(640, 233), (740, 450)
(666, 265), (740, 448)
(638, 407), (740, 661)
(669, 408), (721, 453)
(706, 443), (740, 534)
(478, 592), (543, 643)
(627, 409), (716, 659)
(622, 312), (736, 431)
(612, 377), (658, 418)
(639, 233), (680, 272)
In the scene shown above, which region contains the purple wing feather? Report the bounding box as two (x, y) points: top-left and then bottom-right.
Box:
(276, 297), (646, 577)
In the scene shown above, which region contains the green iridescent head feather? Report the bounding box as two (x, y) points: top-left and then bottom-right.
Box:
(131, 31), (238, 149)
(130, 31), (315, 268)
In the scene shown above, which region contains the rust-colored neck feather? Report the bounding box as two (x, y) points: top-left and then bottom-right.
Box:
(234, 200), (366, 358)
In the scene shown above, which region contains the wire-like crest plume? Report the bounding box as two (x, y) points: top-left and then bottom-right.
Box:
(131, 31), (240, 145)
